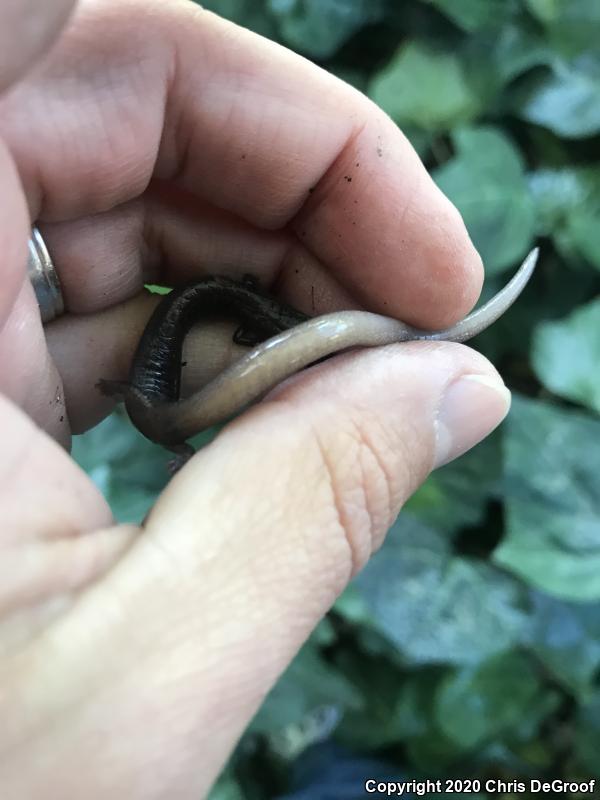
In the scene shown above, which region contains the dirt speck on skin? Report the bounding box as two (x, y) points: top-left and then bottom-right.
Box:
(308, 186), (315, 193)
(344, 175), (352, 182)
(59, 415), (64, 423)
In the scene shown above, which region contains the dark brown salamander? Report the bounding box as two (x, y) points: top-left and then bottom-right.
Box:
(99, 248), (539, 463)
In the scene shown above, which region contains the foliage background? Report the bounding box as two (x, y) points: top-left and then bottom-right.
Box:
(74, 0), (600, 796)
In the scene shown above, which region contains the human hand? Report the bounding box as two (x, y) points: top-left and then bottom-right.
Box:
(0, 1), (511, 796)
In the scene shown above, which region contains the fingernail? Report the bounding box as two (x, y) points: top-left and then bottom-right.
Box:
(434, 373), (511, 468)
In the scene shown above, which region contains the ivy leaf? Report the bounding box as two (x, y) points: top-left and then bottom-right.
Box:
(421, 0), (519, 32)
(459, 25), (553, 109)
(524, 590), (600, 698)
(369, 42), (480, 131)
(334, 652), (424, 750)
(565, 208), (600, 270)
(523, 0), (559, 23)
(574, 692), (600, 777)
(268, 0), (384, 59)
(200, 0), (280, 39)
(433, 127), (536, 274)
(355, 515), (530, 666)
(72, 411), (169, 523)
(515, 56), (600, 138)
(405, 432), (502, 537)
(250, 642), (362, 759)
(405, 729), (470, 772)
(494, 395), (600, 601)
(532, 297), (600, 413)
(275, 743), (402, 800)
(524, 0), (600, 56)
(526, 166), (600, 261)
(527, 168), (588, 235)
(434, 652), (551, 750)
(208, 774), (246, 800)
(488, 25), (554, 82)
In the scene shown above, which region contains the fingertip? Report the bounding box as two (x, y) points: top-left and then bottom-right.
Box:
(295, 108), (485, 330)
(415, 187), (484, 328)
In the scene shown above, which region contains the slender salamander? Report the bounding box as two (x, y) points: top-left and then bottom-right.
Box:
(99, 247), (538, 458)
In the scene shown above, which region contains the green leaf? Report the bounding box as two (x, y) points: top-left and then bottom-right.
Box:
(273, 743), (402, 799)
(523, 0), (562, 23)
(335, 654), (435, 750)
(527, 167), (588, 235)
(524, 591), (600, 698)
(565, 208), (600, 270)
(72, 411), (169, 523)
(369, 42), (480, 132)
(515, 56), (600, 138)
(494, 395), (600, 601)
(404, 729), (469, 771)
(422, 0), (519, 32)
(355, 515), (530, 666)
(532, 297), (600, 413)
(268, 0), (385, 59)
(145, 284), (172, 296)
(209, 773), (246, 800)
(574, 691), (600, 776)
(250, 642), (362, 758)
(434, 651), (545, 749)
(406, 431), (502, 537)
(200, 0), (280, 39)
(490, 25), (554, 82)
(433, 127), (536, 274)
(527, 166), (600, 269)
(332, 583), (372, 626)
(461, 25), (553, 102)
(524, 0), (600, 56)
(392, 670), (447, 741)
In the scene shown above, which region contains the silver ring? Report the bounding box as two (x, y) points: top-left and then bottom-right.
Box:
(28, 227), (64, 323)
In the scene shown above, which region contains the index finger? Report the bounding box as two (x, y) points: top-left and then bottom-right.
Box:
(0, 0), (482, 328)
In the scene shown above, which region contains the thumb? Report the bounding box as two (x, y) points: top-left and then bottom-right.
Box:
(149, 341), (510, 789)
(3, 342), (510, 798)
